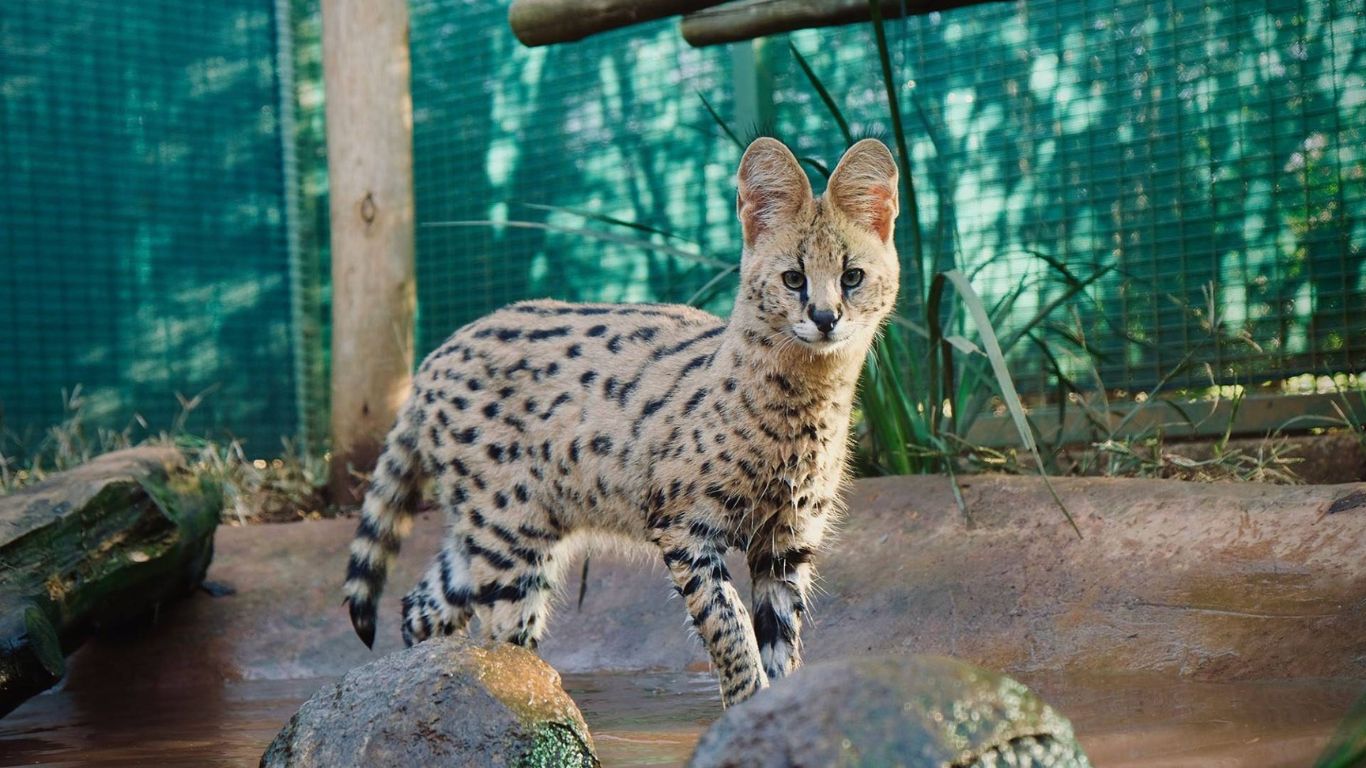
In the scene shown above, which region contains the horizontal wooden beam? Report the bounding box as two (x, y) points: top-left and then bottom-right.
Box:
(509, 0), (728, 46)
(964, 392), (1361, 448)
(680, 0), (1008, 47)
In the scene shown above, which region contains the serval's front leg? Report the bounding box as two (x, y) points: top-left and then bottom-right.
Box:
(655, 519), (766, 706)
(748, 524), (818, 682)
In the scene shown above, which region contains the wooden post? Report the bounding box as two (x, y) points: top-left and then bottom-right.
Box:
(321, 0), (416, 504)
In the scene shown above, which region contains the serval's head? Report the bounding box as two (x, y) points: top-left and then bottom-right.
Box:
(733, 137), (899, 359)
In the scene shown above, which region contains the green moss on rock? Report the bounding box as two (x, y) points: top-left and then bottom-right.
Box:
(688, 655), (1091, 768)
(262, 638), (599, 768)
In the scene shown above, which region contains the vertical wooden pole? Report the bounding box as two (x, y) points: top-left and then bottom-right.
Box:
(321, 0), (416, 504)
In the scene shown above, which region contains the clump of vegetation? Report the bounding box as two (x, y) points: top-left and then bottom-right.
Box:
(0, 386), (329, 524)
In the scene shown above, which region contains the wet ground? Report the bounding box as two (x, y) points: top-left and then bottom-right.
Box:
(1, 657), (1359, 767)
(3, 471), (1363, 766)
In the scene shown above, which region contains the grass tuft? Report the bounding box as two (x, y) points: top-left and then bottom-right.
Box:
(1, 388), (328, 524)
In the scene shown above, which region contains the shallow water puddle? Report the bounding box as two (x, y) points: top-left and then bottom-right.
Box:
(0, 667), (1358, 767)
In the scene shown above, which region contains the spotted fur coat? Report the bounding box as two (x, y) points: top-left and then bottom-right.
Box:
(343, 137), (900, 706)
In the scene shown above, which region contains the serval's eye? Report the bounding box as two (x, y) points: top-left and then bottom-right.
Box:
(781, 271), (806, 290)
(840, 268), (864, 289)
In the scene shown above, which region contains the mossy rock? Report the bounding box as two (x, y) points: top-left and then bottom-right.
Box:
(261, 637), (598, 768)
(688, 655), (1090, 768)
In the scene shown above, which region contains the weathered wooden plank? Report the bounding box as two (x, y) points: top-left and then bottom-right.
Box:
(508, 0), (728, 46)
(322, 0), (417, 503)
(0, 447), (221, 716)
(680, 0), (1008, 47)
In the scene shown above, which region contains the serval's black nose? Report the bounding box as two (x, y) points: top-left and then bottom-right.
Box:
(809, 307), (839, 335)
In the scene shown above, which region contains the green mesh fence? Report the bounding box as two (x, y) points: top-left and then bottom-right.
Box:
(410, 0), (1365, 397)
(409, 1), (742, 355)
(4, 0), (1363, 459)
(0, 0), (306, 456)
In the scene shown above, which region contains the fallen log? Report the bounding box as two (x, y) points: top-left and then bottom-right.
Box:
(680, 0), (1009, 47)
(508, 0), (727, 46)
(0, 447), (220, 716)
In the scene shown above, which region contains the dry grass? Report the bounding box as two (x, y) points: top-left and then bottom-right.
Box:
(1, 386), (330, 524)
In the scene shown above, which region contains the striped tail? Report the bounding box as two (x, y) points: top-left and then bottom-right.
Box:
(342, 407), (422, 648)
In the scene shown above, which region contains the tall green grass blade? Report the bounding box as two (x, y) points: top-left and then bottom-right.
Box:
(889, 314), (930, 338)
(943, 269), (1082, 538)
(789, 42), (853, 147)
(926, 273), (947, 438)
(942, 453), (970, 525)
(799, 157), (832, 179)
(1312, 689), (1366, 768)
(999, 262), (1117, 353)
(698, 92), (744, 149)
(1026, 331), (1090, 451)
(686, 263), (739, 307)
(424, 219), (732, 270)
(1107, 347), (1199, 438)
(866, 0), (924, 306)
(518, 202), (695, 244)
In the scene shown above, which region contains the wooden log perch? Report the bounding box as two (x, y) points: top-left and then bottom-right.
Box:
(681, 0), (1008, 47)
(509, 0), (729, 46)
(0, 447), (221, 716)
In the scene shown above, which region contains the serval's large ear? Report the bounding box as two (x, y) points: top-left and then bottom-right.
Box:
(826, 139), (899, 243)
(736, 137), (813, 247)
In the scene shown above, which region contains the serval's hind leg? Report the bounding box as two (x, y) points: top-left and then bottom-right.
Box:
(401, 543), (475, 646)
(466, 507), (563, 649)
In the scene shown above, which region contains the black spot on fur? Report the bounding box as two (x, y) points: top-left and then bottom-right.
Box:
(541, 392), (572, 420)
(683, 387), (709, 415)
(586, 324), (608, 337)
(466, 537), (516, 571)
(640, 398), (666, 419)
(590, 435), (613, 455)
(651, 326), (725, 360)
(528, 326), (572, 341)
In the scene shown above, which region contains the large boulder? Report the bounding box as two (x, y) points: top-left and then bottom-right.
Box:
(688, 655), (1090, 768)
(261, 637), (598, 767)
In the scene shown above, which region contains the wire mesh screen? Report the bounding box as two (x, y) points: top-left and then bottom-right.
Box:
(410, 0), (1365, 397)
(0, 1), (301, 455)
(3, 0), (1362, 457)
(409, 1), (742, 354)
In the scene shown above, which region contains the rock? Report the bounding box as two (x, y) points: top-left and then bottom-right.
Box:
(261, 637), (598, 768)
(687, 655), (1090, 768)
(0, 446), (221, 716)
